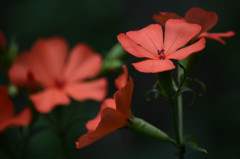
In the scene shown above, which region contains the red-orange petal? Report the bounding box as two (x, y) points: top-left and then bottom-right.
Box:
(64, 78), (107, 102)
(31, 37), (68, 80)
(30, 88), (70, 113)
(0, 108), (31, 132)
(62, 44), (102, 83)
(114, 77), (133, 119)
(117, 33), (156, 59)
(185, 7), (218, 34)
(115, 65), (128, 90)
(126, 24), (163, 54)
(168, 38), (206, 60)
(9, 51), (53, 88)
(153, 12), (182, 26)
(200, 31), (235, 45)
(132, 59), (175, 73)
(0, 86), (14, 122)
(86, 98), (116, 131)
(164, 19), (201, 54)
(76, 108), (127, 149)
(0, 86), (31, 132)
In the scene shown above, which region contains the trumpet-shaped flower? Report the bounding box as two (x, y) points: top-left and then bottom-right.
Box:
(153, 7), (235, 44)
(9, 37), (107, 113)
(76, 65), (133, 148)
(117, 19), (206, 73)
(0, 86), (31, 132)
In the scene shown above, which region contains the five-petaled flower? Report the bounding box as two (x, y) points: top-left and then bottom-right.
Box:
(117, 19), (206, 73)
(153, 7), (235, 45)
(76, 65), (132, 148)
(0, 85), (31, 132)
(9, 37), (107, 113)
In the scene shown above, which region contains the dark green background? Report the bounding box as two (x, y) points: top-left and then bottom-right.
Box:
(0, 0), (239, 159)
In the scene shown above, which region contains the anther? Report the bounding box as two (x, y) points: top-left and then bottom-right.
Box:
(157, 49), (166, 60)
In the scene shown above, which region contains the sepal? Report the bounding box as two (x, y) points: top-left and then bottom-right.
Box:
(156, 71), (173, 98)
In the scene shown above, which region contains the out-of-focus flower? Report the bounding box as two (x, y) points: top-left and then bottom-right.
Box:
(76, 65), (133, 148)
(117, 19), (205, 73)
(153, 8), (235, 44)
(0, 85), (31, 132)
(9, 37), (107, 113)
(0, 31), (6, 50)
(153, 12), (181, 26)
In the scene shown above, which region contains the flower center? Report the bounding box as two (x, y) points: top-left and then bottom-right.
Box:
(54, 80), (65, 89)
(157, 49), (165, 60)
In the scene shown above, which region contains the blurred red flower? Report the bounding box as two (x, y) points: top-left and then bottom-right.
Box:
(0, 31), (6, 49)
(9, 37), (107, 113)
(153, 7), (235, 44)
(117, 19), (206, 73)
(0, 86), (31, 132)
(76, 65), (133, 148)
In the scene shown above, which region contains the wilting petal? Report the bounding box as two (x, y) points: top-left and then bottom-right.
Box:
(117, 33), (156, 59)
(64, 78), (107, 102)
(63, 44), (102, 82)
(164, 19), (201, 54)
(76, 108), (127, 149)
(185, 7), (218, 34)
(126, 24), (163, 54)
(30, 88), (70, 113)
(200, 31), (235, 45)
(9, 51), (53, 87)
(115, 65), (128, 90)
(0, 86), (14, 122)
(168, 38), (206, 60)
(86, 98), (116, 131)
(153, 12), (182, 26)
(0, 108), (31, 132)
(31, 37), (68, 80)
(114, 77), (133, 119)
(132, 59), (175, 73)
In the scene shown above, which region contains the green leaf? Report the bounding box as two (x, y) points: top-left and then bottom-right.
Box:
(145, 82), (160, 101)
(183, 135), (207, 154)
(184, 77), (206, 96)
(178, 87), (196, 105)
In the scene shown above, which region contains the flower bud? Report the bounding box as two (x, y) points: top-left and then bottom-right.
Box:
(128, 116), (173, 143)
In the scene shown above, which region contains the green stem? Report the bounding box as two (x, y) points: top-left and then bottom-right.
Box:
(176, 64), (188, 159)
(178, 94), (183, 143)
(169, 100), (180, 144)
(176, 63), (188, 144)
(177, 64), (184, 144)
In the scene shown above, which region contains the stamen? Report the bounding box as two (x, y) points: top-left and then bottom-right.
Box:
(54, 80), (65, 89)
(157, 49), (166, 60)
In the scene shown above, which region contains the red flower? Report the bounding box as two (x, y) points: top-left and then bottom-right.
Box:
(0, 86), (31, 132)
(76, 65), (133, 148)
(153, 12), (181, 26)
(9, 37), (107, 113)
(0, 31), (6, 49)
(117, 19), (206, 73)
(153, 8), (235, 44)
